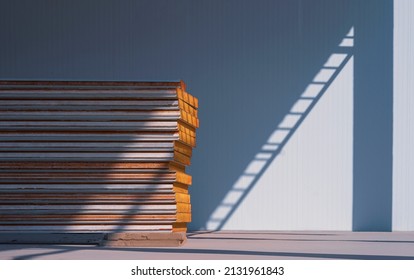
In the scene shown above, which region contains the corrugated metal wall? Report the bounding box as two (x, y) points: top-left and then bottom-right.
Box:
(393, 0), (414, 231)
(0, 81), (198, 234)
(0, 1), (403, 232)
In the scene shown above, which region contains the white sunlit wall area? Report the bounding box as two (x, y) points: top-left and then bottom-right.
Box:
(206, 28), (354, 231)
(204, 0), (414, 232)
(393, 0), (414, 231)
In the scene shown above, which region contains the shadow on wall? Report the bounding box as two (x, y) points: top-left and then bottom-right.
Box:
(204, 0), (393, 231)
(193, 0), (392, 231)
(0, 0), (393, 231)
(206, 28), (355, 230)
(188, 0), (359, 230)
(352, 1), (393, 231)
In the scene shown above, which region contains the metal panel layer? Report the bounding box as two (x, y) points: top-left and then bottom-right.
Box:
(0, 80), (198, 234)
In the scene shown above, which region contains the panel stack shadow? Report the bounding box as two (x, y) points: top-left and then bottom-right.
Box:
(0, 80), (198, 246)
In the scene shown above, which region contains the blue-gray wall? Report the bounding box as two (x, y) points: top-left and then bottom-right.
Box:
(0, 0), (397, 231)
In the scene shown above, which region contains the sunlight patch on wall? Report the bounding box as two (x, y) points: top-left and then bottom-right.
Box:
(393, 0), (414, 231)
(206, 27), (354, 231)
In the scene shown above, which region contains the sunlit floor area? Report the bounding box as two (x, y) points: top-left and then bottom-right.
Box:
(1, 231), (414, 260)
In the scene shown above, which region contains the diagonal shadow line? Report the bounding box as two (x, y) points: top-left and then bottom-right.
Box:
(13, 247), (79, 260)
(215, 46), (354, 230)
(10, 245), (414, 260)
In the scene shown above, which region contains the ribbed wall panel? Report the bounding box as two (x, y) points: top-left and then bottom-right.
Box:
(393, 0), (414, 231)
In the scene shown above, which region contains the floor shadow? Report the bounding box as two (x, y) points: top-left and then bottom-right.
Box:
(188, 236), (414, 244)
(7, 245), (414, 260)
(188, 231), (339, 237)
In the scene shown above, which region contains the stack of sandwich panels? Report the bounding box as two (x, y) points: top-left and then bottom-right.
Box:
(0, 80), (198, 246)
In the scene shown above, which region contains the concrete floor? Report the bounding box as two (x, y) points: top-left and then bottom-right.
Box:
(1, 231), (414, 260)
